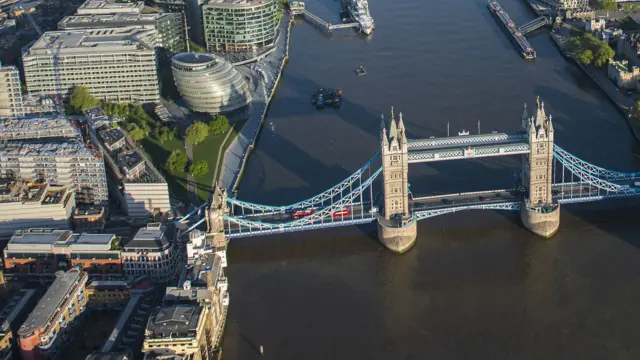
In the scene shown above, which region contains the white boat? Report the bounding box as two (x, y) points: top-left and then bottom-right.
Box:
(458, 130), (470, 136)
(347, 0), (374, 35)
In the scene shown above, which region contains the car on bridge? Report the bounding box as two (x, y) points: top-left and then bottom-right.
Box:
(441, 199), (454, 205)
(478, 196), (490, 202)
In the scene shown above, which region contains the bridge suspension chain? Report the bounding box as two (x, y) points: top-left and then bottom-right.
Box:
(554, 154), (636, 193)
(553, 145), (640, 180)
(226, 153), (380, 214)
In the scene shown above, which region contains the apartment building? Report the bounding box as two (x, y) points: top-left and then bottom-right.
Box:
(0, 62), (23, 118)
(0, 141), (108, 204)
(202, 0), (278, 53)
(22, 27), (160, 104)
(18, 268), (88, 360)
(95, 125), (171, 219)
(0, 182), (75, 240)
(122, 223), (182, 283)
(3, 228), (122, 276)
(0, 116), (81, 141)
(77, 0), (146, 15)
(58, 11), (187, 54)
(0, 289), (37, 360)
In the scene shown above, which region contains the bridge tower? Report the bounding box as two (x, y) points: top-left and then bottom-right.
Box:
(205, 185), (229, 260)
(520, 97), (560, 238)
(377, 108), (417, 253)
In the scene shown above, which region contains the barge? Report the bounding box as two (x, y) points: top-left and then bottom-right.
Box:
(488, 0), (536, 60)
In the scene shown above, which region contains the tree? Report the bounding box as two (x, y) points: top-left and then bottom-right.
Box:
(189, 41), (205, 52)
(599, 0), (618, 11)
(208, 115), (230, 135)
(189, 160), (209, 177)
(127, 123), (146, 141)
(166, 150), (188, 174)
(594, 43), (615, 67)
(69, 86), (98, 111)
(186, 122), (209, 145)
(154, 126), (174, 143)
(576, 49), (594, 65)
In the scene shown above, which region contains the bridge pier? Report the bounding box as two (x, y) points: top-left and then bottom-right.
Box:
(520, 203), (560, 238)
(377, 215), (417, 254)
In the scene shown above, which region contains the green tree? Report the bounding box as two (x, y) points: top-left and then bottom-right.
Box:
(599, 0), (618, 11)
(208, 115), (230, 135)
(576, 48), (594, 65)
(189, 160), (209, 177)
(594, 43), (615, 67)
(154, 126), (174, 143)
(127, 123), (146, 141)
(69, 86), (98, 111)
(186, 122), (209, 145)
(166, 150), (188, 174)
(189, 41), (206, 52)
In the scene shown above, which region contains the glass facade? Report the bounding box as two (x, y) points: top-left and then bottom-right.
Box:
(172, 52), (252, 114)
(202, 0), (278, 53)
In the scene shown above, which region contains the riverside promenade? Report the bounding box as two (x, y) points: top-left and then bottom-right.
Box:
(219, 12), (293, 194)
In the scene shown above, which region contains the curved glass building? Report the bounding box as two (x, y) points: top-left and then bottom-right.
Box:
(171, 52), (252, 114)
(202, 0), (278, 52)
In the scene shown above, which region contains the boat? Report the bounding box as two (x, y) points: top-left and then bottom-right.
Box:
(458, 130), (470, 136)
(346, 0), (374, 35)
(311, 88), (342, 109)
(316, 93), (325, 109)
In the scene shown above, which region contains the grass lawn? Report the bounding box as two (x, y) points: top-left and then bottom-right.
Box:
(139, 136), (189, 201)
(192, 119), (247, 202)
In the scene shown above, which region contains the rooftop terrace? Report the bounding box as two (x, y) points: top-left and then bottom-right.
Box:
(6, 228), (116, 252)
(77, 0), (145, 14)
(0, 116), (80, 141)
(25, 27), (157, 55)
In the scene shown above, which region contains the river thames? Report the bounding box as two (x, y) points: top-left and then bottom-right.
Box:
(222, 0), (640, 358)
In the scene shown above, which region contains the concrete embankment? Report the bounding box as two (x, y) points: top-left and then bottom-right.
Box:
(550, 31), (640, 142)
(219, 13), (293, 194)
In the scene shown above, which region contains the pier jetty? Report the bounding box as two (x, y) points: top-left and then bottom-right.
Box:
(487, 0), (550, 60)
(290, 1), (360, 34)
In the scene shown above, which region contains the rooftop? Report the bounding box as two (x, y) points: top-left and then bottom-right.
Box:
(99, 127), (125, 147)
(18, 268), (86, 336)
(59, 12), (173, 29)
(0, 116), (80, 141)
(25, 27), (157, 56)
(124, 223), (169, 250)
(205, 0), (272, 6)
(77, 0), (145, 14)
(172, 52), (215, 65)
(119, 151), (144, 172)
(6, 228), (116, 252)
(0, 140), (100, 159)
(145, 305), (202, 338)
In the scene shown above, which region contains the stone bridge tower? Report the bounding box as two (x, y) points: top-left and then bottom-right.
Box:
(520, 97), (560, 238)
(377, 108), (417, 253)
(206, 185), (229, 250)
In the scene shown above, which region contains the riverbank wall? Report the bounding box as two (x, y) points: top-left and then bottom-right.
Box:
(550, 31), (640, 142)
(229, 16), (293, 195)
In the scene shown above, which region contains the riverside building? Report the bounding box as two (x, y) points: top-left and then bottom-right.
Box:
(22, 27), (160, 104)
(171, 52), (252, 114)
(17, 268), (88, 360)
(202, 0), (278, 53)
(539, 0), (588, 9)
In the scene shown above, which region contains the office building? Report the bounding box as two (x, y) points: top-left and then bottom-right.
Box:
(58, 11), (187, 54)
(0, 141), (108, 204)
(0, 182), (75, 240)
(18, 268), (88, 360)
(3, 228), (122, 276)
(171, 52), (251, 114)
(122, 223), (182, 283)
(0, 63), (23, 118)
(0, 289), (37, 360)
(72, 206), (106, 231)
(77, 0), (146, 15)
(94, 125), (171, 219)
(539, 0), (588, 9)
(202, 0), (278, 53)
(22, 28), (160, 104)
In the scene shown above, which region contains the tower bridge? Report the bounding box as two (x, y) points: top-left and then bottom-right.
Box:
(179, 97), (640, 253)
